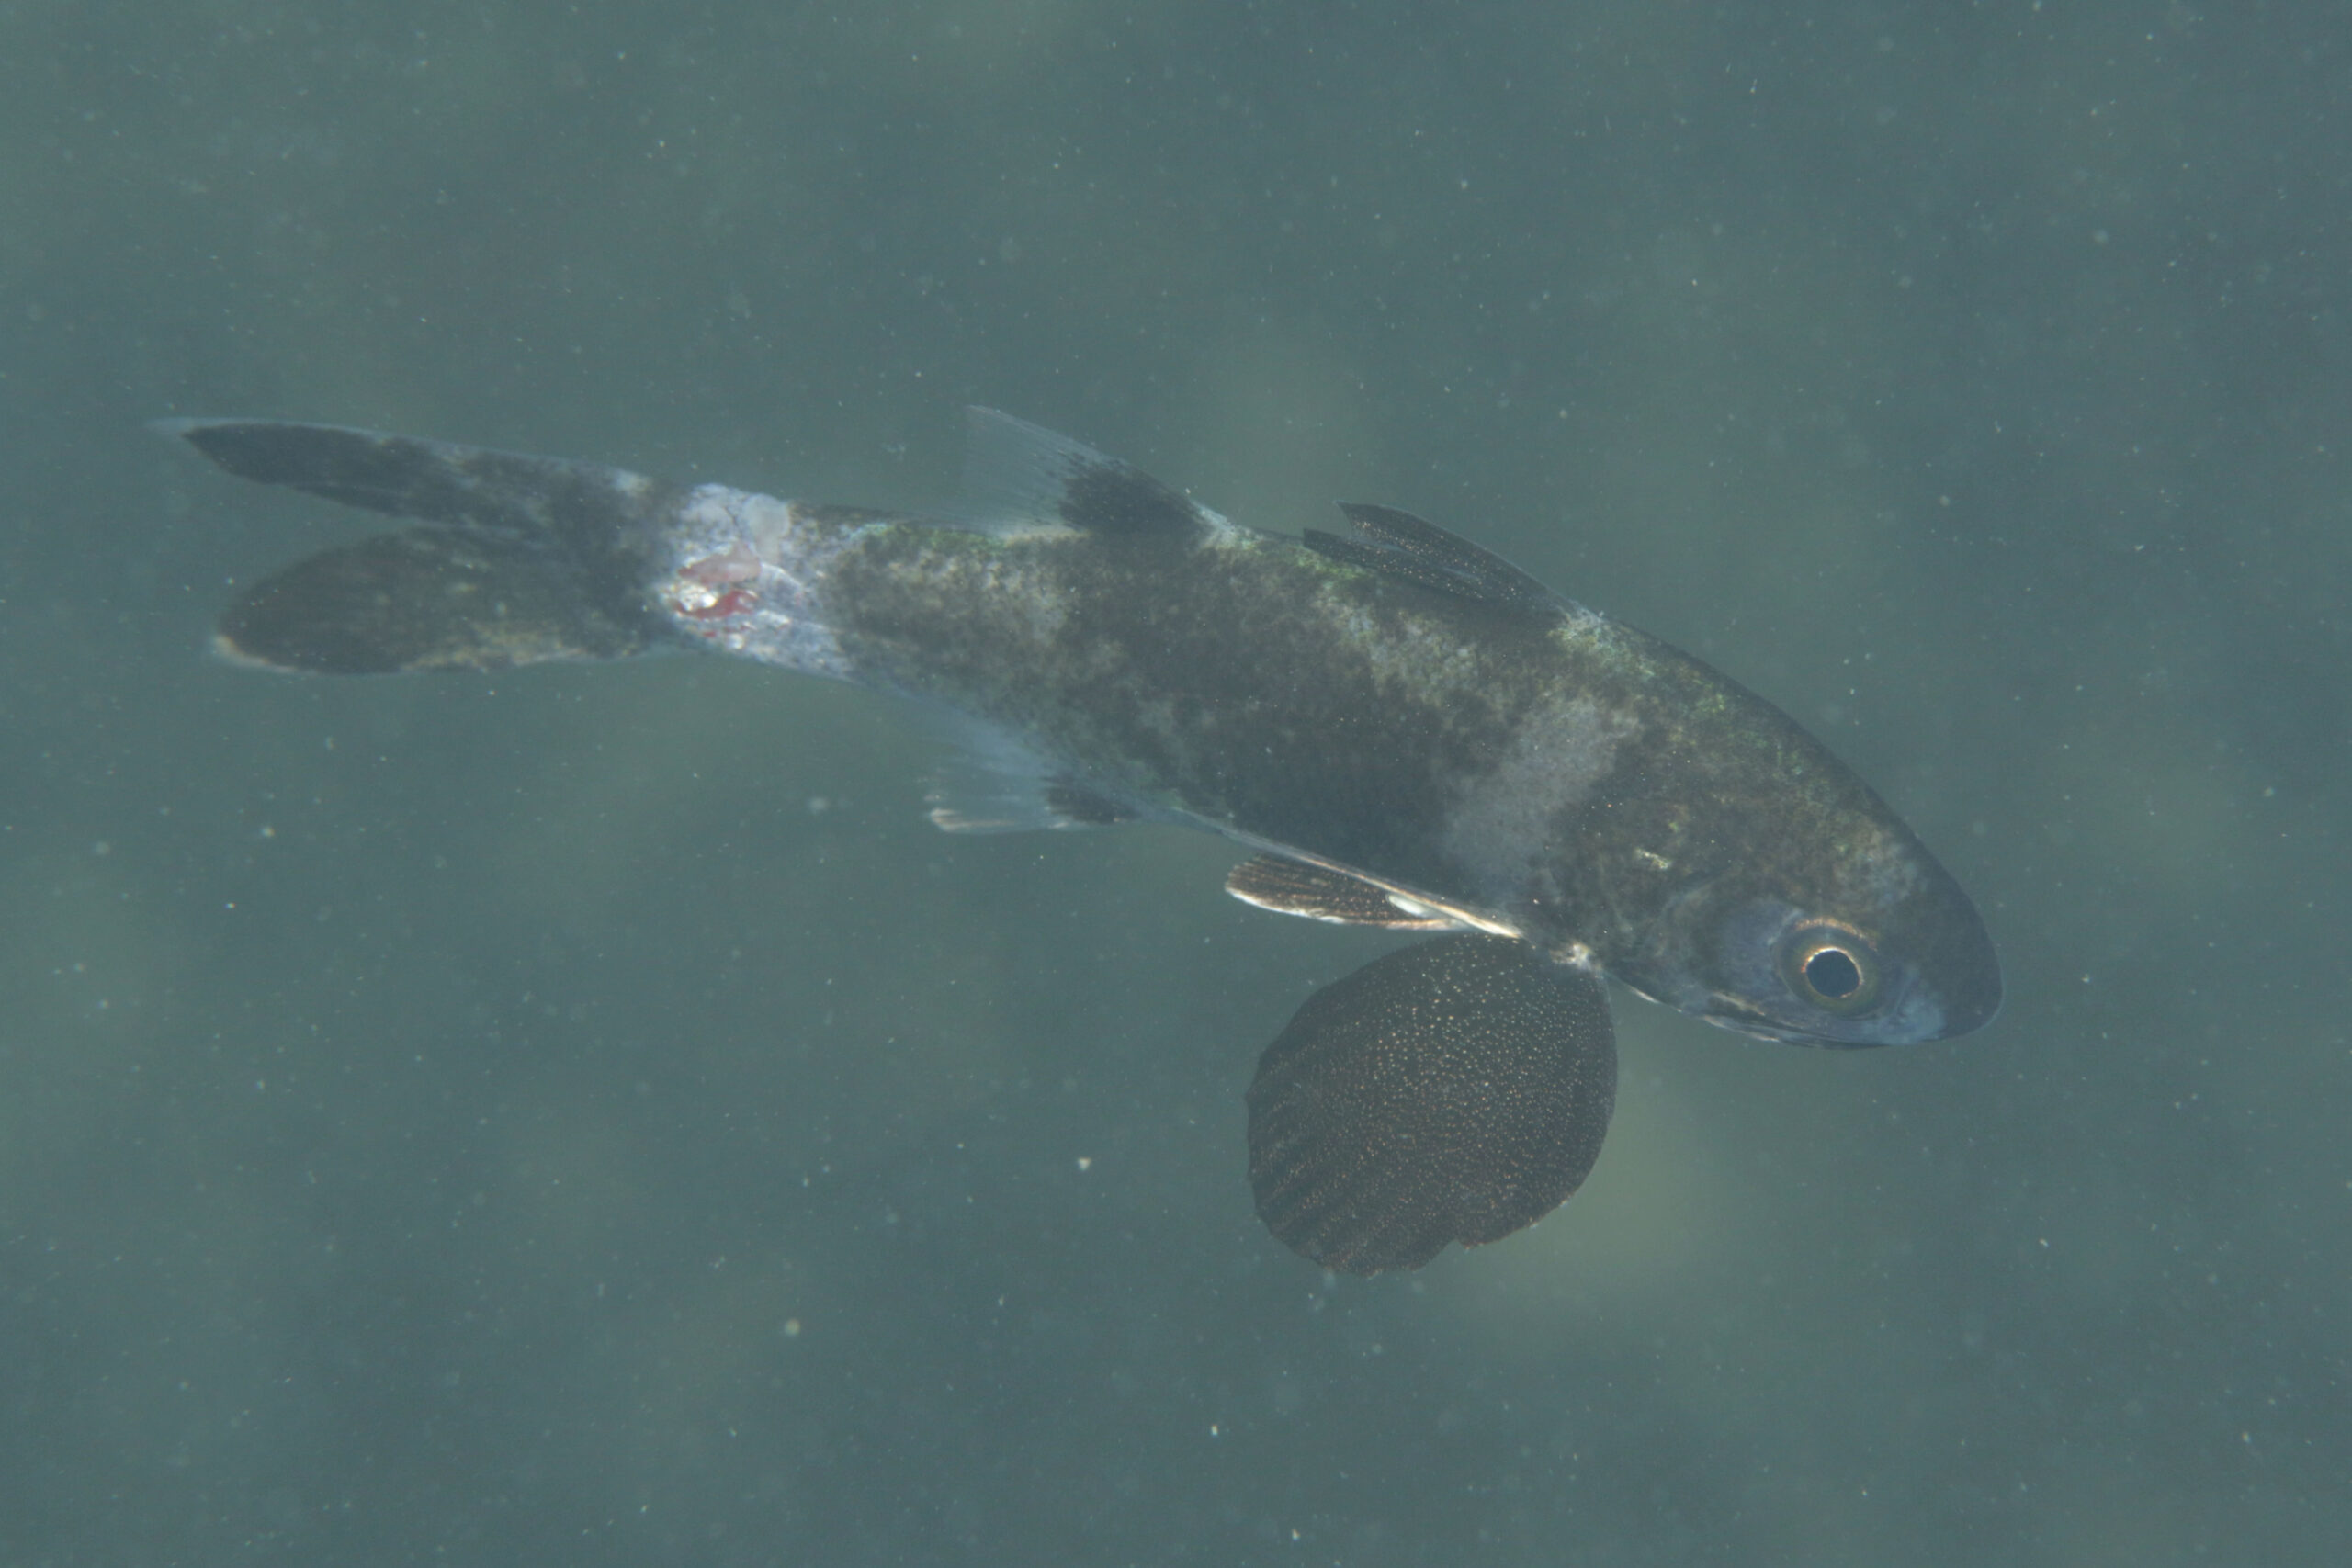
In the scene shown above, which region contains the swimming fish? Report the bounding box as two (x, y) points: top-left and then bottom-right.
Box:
(161, 410), (2000, 1272)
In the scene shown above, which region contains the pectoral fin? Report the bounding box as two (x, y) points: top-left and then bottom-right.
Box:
(1246, 934), (1616, 1274)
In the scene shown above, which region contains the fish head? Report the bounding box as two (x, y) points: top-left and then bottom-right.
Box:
(1626, 808), (2002, 1047)
(1578, 751), (2000, 1048)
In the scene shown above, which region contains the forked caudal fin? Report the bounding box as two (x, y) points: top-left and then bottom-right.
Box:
(159, 419), (677, 673)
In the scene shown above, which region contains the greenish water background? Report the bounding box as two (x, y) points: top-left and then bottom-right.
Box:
(3, 3), (2344, 1562)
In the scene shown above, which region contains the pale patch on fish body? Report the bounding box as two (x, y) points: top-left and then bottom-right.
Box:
(645, 455), (1996, 1049)
(165, 407), (1999, 1273)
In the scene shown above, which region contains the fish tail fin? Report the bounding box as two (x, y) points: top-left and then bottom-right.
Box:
(158, 420), (676, 674)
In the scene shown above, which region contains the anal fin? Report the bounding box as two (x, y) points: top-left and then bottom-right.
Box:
(921, 715), (1141, 832)
(1044, 780), (1137, 827)
(925, 777), (1137, 833)
(1246, 934), (1617, 1274)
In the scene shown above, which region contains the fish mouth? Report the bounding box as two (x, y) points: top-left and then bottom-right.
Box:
(1925, 950), (2003, 1039)
(1888, 892), (2005, 1043)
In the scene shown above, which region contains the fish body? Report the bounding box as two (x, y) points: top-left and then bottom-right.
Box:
(167, 410), (2000, 1270)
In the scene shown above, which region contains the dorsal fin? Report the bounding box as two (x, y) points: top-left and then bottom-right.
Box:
(959, 408), (1221, 541)
(1305, 502), (1565, 618)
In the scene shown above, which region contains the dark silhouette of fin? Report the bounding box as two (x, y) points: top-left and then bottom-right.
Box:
(1304, 502), (1566, 619)
(217, 528), (654, 674)
(1224, 854), (1455, 930)
(1247, 934), (1616, 1273)
(155, 419), (673, 542)
(162, 420), (676, 674)
(915, 711), (1144, 832)
(957, 407), (1220, 542)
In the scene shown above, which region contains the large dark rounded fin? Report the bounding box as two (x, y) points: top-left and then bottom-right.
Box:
(1246, 934), (1616, 1274)
(218, 528), (653, 674)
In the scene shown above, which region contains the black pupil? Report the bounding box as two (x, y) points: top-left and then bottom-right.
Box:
(1804, 947), (1863, 1000)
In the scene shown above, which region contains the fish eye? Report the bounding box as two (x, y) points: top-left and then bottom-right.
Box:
(1781, 922), (1883, 1016)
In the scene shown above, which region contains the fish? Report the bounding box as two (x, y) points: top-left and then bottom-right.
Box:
(159, 410), (2000, 1273)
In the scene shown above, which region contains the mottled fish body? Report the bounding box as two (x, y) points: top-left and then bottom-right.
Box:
(165, 411), (1999, 1272)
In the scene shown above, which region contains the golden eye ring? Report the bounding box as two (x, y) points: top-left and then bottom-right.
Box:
(1781, 922), (1883, 1015)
